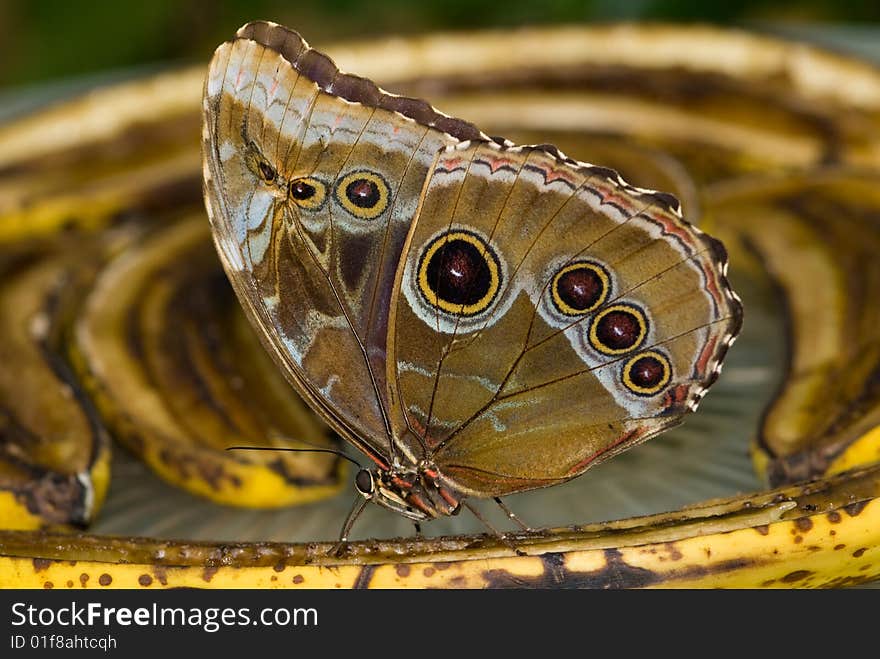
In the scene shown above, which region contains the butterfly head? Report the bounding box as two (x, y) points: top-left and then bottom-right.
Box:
(353, 465), (460, 522)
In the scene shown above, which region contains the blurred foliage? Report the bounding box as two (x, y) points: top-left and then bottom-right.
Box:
(0, 0), (879, 87)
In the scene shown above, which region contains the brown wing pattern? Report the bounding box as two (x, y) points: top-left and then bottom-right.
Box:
(202, 22), (474, 464)
(204, 22), (742, 497)
(390, 141), (741, 496)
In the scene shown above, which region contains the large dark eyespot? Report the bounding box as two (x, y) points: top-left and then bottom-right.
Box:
(417, 230), (501, 316)
(257, 160), (276, 184)
(551, 261), (610, 316)
(288, 177), (327, 210)
(622, 350), (671, 396)
(589, 303), (648, 355)
(335, 171), (389, 219)
(355, 469), (374, 496)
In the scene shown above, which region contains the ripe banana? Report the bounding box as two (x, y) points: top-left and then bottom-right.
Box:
(0, 70), (202, 244)
(72, 215), (344, 508)
(0, 241), (110, 530)
(0, 461), (877, 588)
(709, 172), (880, 487)
(0, 65), (344, 513)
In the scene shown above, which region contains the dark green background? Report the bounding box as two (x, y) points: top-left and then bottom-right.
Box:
(1, 0), (879, 88)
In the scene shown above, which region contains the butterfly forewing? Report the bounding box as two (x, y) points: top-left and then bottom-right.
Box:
(203, 22), (466, 464)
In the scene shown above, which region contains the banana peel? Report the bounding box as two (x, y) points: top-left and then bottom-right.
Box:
(0, 243), (110, 530)
(708, 172), (880, 486)
(0, 71), (202, 244)
(72, 215), (344, 508)
(1, 24), (880, 587)
(0, 72), (343, 514)
(0, 462), (878, 588)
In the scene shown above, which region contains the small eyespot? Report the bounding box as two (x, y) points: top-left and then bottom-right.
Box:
(551, 261), (610, 316)
(588, 303), (648, 355)
(335, 171), (390, 219)
(288, 177), (327, 210)
(416, 230), (502, 316)
(257, 160), (276, 184)
(290, 180), (315, 200)
(622, 350), (671, 396)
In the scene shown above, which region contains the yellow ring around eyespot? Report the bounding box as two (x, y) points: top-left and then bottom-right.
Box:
(621, 350), (671, 396)
(417, 230), (501, 316)
(588, 303), (648, 355)
(289, 177), (327, 211)
(335, 171), (390, 220)
(551, 262), (610, 316)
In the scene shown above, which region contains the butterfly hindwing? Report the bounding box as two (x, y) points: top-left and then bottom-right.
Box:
(389, 142), (742, 497)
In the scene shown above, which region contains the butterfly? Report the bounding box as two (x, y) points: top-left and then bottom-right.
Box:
(201, 21), (743, 543)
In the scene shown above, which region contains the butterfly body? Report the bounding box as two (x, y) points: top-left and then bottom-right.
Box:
(202, 22), (742, 532)
(358, 463), (461, 521)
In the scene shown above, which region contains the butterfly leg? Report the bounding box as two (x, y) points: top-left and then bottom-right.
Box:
(463, 501), (526, 557)
(330, 495), (369, 557)
(413, 522), (423, 537)
(493, 497), (532, 532)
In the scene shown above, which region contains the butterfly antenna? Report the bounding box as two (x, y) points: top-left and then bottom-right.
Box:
(225, 445), (364, 470)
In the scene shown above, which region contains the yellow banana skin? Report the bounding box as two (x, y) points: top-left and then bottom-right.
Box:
(0, 71), (202, 245)
(0, 462), (877, 588)
(708, 172), (880, 486)
(0, 79), (344, 512)
(0, 246), (111, 529)
(72, 216), (344, 508)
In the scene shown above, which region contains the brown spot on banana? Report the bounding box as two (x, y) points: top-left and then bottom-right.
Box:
(781, 570), (813, 583)
(844, 500), (869, 517)
(32, 558), (52, 572)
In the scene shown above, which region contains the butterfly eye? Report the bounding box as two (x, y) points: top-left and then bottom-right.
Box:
(335, 171), (389, 219)
(551, 261), (610, 316)
(257, 160), (276, 184)
(288, 177), (327, 210)
(622, 350), (671, 396)
(588, 303), (648, 355)
(354, 469), (375, 497)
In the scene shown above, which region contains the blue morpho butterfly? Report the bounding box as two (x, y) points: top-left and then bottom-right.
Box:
(202, 21), (742, 549)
